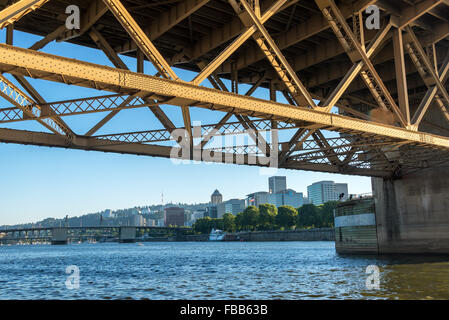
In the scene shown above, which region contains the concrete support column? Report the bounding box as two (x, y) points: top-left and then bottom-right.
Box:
(51, 227), (68, 245)
(119, 227), (136, 243)
(372, 167), (449, 254)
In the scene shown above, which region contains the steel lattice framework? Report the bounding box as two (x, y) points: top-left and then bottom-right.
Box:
(0, 0), (449, 177)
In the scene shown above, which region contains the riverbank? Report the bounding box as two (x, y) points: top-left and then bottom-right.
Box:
(185, 228), (335, 242)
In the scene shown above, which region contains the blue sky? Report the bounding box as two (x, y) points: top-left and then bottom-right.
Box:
(0, 29), (372, 225)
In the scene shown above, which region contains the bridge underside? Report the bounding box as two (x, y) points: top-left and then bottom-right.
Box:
(0, 0), (449, 178)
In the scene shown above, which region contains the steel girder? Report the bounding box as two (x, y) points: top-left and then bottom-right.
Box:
(1, 44), (449, 148)
(0, 0), (449, 178)
(0, 0), (50, 29)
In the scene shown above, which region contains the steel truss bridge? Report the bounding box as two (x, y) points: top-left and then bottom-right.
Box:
(0, 0), (449, 178)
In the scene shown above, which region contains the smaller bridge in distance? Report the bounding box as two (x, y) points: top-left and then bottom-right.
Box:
(0, 225), (191, 245)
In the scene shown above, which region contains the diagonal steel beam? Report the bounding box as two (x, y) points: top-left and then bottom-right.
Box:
(222, 0), (376, 73)
(191, 0), (287, 85)
(393, 28), (410, 125)
(405, 26), (449, 106)
(315, 0), (407, 127)
(407, 41), (449, 127)
(87, 27), (176, 133)
(102, 0), (178, 80)
(233, 0), (316, 108)
(4, 26), (74, 139)
(318, 19), (392, 113)
(0, 74), (72, 138)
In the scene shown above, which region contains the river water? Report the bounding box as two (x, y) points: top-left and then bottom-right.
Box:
(1, 241), (448, 300)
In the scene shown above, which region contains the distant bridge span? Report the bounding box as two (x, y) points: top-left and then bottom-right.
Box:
(0, 225), (191, 244)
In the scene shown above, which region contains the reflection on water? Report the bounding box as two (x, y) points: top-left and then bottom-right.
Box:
(0, 242), (448, 300)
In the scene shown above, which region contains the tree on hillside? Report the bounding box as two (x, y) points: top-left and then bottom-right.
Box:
(258, 203), (277, 230)
(276, 205), (297, 230)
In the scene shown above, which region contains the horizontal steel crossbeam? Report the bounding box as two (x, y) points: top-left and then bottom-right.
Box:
(1, 44), (449, 150)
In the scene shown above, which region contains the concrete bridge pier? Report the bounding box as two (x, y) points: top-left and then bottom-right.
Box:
(372, 166), (449, 254)
(119, 227), (136, 243)
(51, 227), (68, 245)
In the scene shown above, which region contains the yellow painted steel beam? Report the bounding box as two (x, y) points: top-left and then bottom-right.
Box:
(192, 0), (288, 85)
(172, 0), (299, 63)
(220, 0), (376, 73)
(2, 44), (449, 149)
(0, 127), (394, 177)
(316, 0), (407, 128)
(0, 0), (49, 29)
(392, 28), (411, 125)
(102, 0), (179, 80)
(235, 0), (316, 108)
(319, 22), (392, 112)
(0, 73), (72, 138)
(411, 53), (449, 127)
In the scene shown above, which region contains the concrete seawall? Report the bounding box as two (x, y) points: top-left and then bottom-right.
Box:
(185, 228), (335, 242)
(237, 228), (335, 241)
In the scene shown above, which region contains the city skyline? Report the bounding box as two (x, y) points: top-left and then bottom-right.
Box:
(0, 142), (371, 225)
(0, 29), (372, 226)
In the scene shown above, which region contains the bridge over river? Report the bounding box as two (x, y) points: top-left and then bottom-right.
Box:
(0, 0), (449, 253)
(0, 226), (190, 244)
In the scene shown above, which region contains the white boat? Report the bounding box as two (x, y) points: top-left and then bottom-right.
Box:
(209, 228), (225, 241)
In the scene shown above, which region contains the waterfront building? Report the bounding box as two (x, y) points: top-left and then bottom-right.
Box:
(268, 176), (287, 194)
(206, 205), (218, 218)
(164, 207), (185, 227)
(211, 189), (223, 204)
(307, 181), (348, 205)
(157, 218), (165, 227)
(217, 199), (246, 217)
(246, 191), (269, 207)
(268, 189), (304, 208)
(132, 214), (145, 226)
(101, 209), (114, 218)
(192, 209), (206, 222)
(146, 219), (157, 227)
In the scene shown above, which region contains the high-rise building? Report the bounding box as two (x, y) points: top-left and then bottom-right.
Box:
(132, 214), (145, 226)
(246, 192), (269, 207)
(217, 199), (246, 217)
(307, 181), (348, 205)
(164, 207), (185, 227)
(268, 176), (287, 194)
(206, 205), (218, 218)
(268, 189), (304, 208)
(211, 189), (223, 204)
